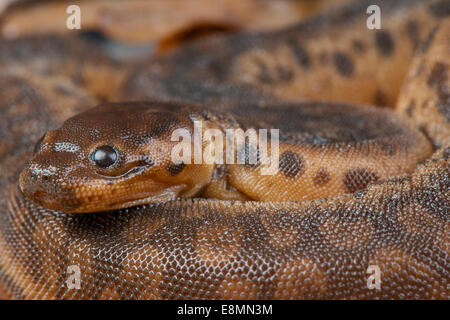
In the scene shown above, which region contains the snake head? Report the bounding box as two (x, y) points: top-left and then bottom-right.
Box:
(19, 102), (214, 213)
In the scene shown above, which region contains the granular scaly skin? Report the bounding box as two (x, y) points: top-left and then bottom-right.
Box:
(122, 0), (448, 108)
(17, 101), (432, 212)
(0, 34), (129, 101)
(0, 1), (449, 299)
(0, 148), (448, 299)
(397, 19), (450, 148)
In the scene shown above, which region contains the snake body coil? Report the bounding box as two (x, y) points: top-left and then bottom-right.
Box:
(0, 0), (448, 299)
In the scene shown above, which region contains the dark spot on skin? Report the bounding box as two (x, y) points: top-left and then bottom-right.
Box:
(313, 168), (331, 186)
(147, 112), (180, 138)
(332, 52), (354, 77)
(352, 40), (366, 54)
(255, 59), (274, 84)
(255, 59), (293, 84)
(374, 30), (395, 57)
(437, 88), (450, 122)
(374, 90), (389, 107)
(405, 20), (420, 51)
(420, 26), (439, 54)
(425, 62), (450, 122)
(405, 100), (415, 117)
(343, 168), (379, 193)
(279, 151), (305, 178)
(276, 66), (294, 82)
(288, 40), (311, 70)
(428, 1), (450, 17)
(427, 62), (448, 89)
(166, 162), (185, 175)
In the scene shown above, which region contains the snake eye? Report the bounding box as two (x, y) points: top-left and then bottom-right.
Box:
(92, 145), (118, 168)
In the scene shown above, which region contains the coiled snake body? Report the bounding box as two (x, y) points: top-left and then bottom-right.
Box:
(0, 0), (449, 299)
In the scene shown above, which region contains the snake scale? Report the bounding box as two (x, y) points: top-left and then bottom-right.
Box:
(0, 0), (449, 299)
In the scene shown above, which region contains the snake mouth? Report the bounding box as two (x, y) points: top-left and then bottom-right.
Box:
(21, 171), (187, 213)
(56, 183), (188, 213)
(94, 163), (148, 180)
(101, 184), (187, 212)
(18, 158), (188, 213)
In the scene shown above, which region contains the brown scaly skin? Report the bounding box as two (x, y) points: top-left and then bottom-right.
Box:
(397, 20), (450, 149)
(19, 101), (432, 213)
(0, 34), (129, 101)
(0, 2), (449, 299)
(18, 102), (216, 213)
(122, 0), (448, 108)
(0, 68), (98, 163)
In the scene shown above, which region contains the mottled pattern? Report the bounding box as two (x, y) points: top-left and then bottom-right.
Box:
(0, 35), (128, 101)
(406, 20), (421, 51)
(0, 0), (449, 300)
(332, 52), (354, 77)
(20, 100), (431, 206)
(279, 151), (305, 178)
(374, 31), (395, 57)
(428, 62), (448, 89)
(429, 0), (450, 17)
(122, 0), (446, 107)
(397, 17), (450, 148)
(343, 168), (379, 194)
(0, 149), (448, 299)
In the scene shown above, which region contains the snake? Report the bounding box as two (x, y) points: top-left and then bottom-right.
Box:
(0, 0), (448, 299)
